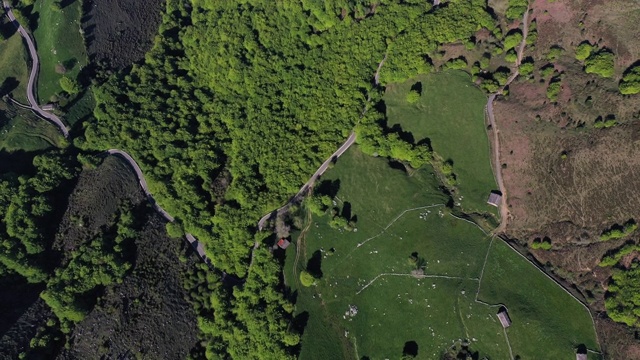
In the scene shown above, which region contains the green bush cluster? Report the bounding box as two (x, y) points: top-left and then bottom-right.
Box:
(600, 220), (638, 241)
(59, 76), (80, 94)
(619, 63), (640, 95)
(546, 79), (561, 102)
(406, 90), (420, 104)
(593, 117), (617, 129)
(503, 31), (523, 50)
(444, 57), (468, 70)
(585, 50), (615, 78)
(299, 270), (316, 287)
(575, 42), (595, 61)
(600, 243), (640, 267)
(605, 262), (640, 326)
(530, 237), (552, 250)
(505, 0), (529, 20)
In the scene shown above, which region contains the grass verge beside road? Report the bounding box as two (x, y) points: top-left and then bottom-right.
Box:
(0, 28), (30, 104)
(0, 101), (63, 151)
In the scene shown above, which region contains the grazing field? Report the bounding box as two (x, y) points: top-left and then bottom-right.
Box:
(477, 240), (601, 359)
(0, 28), (29, 104)
(31, 0), (87, 102)
(0, 101), (63, 151)
(287, 147), (600, 359)
(384, 70), (497, 215)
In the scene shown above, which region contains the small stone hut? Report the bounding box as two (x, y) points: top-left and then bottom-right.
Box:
(496, 308), (511, 328)
(487, 191), (502, 207)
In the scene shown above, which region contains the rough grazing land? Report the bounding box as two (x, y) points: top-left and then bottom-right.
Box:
(490, 0), (640, 356)
(287, 147), (599, 360)
(82, 0), (164, 69)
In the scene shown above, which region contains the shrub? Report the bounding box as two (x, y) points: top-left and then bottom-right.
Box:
(406, 90), (420, 104)
(546, 45), (564, 61)
(59, 76), (80, 94)
(585, 50), (615, 78)
(530, 238), (552, 250)
(619, 63), (640, 95)
(539, 64), (555, 78)
(505, 0), (528, 20)
(503, 31), (523, 50)
(299, 271), (315, 287)
(444, 57), (468, 70)
(593, 117), (617, 129)
(505, 50), (517, 63)
(546, 80), (561, 102)
(479, 53), (491, 69)
(166, 222), (185, 238)
(575, 42), (594, 61)
(600, 220), (637, 241)
(519, 60), (534, 76)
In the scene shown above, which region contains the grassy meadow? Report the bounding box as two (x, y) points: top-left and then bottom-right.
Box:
(478, 240), (601, 359)
(31, 0), (87, 102)
(0, 28), (30, 104)
(286, 146), (601, 359)
(383, 70), (497, 216)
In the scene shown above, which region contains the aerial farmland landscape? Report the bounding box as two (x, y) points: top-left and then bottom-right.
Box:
(0, 0), (640, 359)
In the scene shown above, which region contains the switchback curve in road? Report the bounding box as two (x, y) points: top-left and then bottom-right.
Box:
(2, 1), (69, 138)
(257, 131), (357, 230)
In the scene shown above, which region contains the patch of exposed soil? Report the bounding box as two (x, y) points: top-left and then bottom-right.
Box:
(82, 0), (165, 69)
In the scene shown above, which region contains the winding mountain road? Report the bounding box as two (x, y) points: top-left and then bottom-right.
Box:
(105, 150), (175, 222)
(2, 0), (69, 138)
(486, 6), (530, 234)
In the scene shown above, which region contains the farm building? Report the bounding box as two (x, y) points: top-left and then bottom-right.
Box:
(496, 308), (511, 328)
(42, 103), (56, 111)
(487, 191), (502, 207)
(576, 352), (587, 360)
(277, 238), (291, 249)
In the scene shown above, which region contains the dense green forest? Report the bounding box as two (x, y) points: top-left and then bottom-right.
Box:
(77, 0), (499, 357)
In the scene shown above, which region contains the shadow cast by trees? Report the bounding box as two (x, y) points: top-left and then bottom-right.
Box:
(402, 340), (418, 358)
(306, 250), (323, 279)
(316, 179), (340, 198)
(0, 77), (20, 97)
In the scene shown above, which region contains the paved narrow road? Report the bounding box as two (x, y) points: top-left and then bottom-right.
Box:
(486, 6), (530, 234)
(105, 149), (175, 222)
(2, 0), (69, 137)
(257, 131), (357, 230)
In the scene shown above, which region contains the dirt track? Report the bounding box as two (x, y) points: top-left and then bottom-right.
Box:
(486, 6), (530, 234)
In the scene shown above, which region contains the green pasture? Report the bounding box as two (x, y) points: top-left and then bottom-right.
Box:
(31, 0), (87, 102)
(0, 29), (30, 104)
(383, 70), (497, 216)
(287, 147), (600, 359)
(477, 240), (601, 359)
(0, 101), (63, 151)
